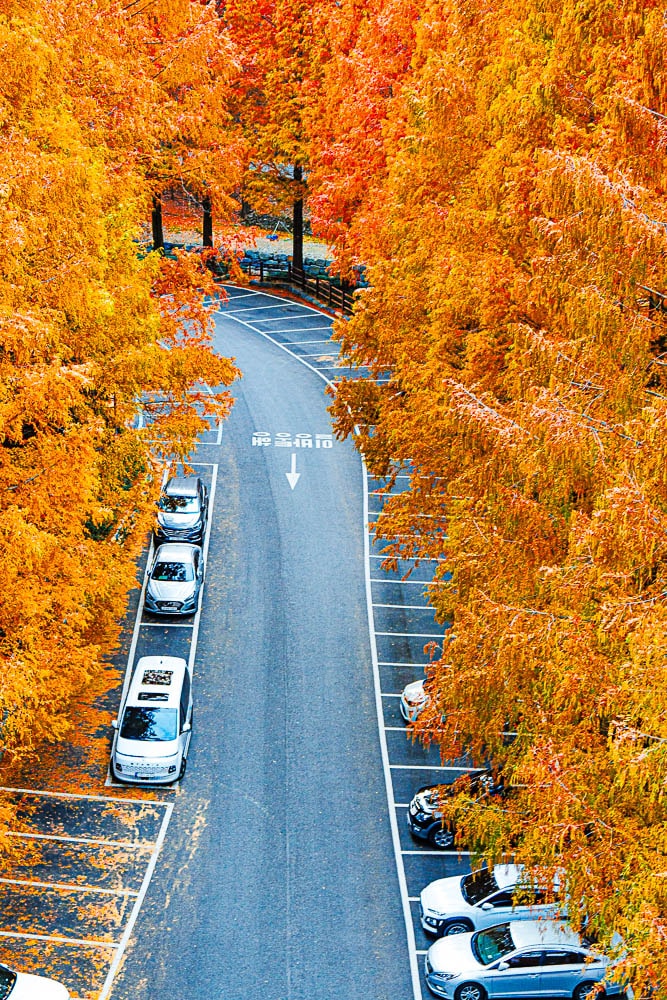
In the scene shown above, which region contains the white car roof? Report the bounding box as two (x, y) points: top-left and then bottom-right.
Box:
(510, 920), (581, 950)
(493, 864), (524, 889)
(126, 656), (188, 709)
(153, 543), (199, 562)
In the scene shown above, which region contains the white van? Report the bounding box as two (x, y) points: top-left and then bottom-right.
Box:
(111, 655), (193, 784)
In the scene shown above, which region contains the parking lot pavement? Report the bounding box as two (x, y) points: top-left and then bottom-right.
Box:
(365, 470), (477, 1000)
(0, 788), (171, 1000)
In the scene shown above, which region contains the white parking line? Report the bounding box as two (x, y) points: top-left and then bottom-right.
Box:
(369, 554), (446, 562)
(98, 802), (174, 1000)
(0, 786), (161, 806)
(382, 693), (402, 699)
(223, 303), (298, 314)
(5, 831), (154, 849)
(378, 661), (430, 667)
(385, 726), (410, 732)
(390, 765), (475, 772)
(363, 470), (423, 1000)
(0, 877), (138, 897)
(373, 604), (431, 610)
(375, 631), (442, 638)
(139, 622), (194, 629)
(253, 325), (333, 333)
(402, 850), (471, 856)
(0, 931), (119, 949)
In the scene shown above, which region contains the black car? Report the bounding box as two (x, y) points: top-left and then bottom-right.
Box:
(155, 476), (208, 544)
(407, 771), (505, 849)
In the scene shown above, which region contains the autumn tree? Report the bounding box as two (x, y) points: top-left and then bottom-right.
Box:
(0, 0), (239, 766)
(327, 0), (667, 989)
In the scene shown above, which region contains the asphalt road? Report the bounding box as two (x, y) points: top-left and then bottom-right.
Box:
(111, 290), (414, 1000)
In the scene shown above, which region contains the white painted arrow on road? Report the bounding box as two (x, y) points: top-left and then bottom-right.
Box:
(286, 452), (301, 490)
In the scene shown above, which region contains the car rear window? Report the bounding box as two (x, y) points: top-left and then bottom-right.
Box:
(120, 707), (178, 741)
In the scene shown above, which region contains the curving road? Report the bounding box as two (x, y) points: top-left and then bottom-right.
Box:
(111, 288), (414, 1000)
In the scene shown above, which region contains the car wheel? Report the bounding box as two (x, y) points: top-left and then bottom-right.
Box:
(444, 920), (474, 936)
(429, 826), (455, 849)
(178, 757), (187, 780)
(574, 984), (604, 1000)
(455, 982), (486, 1000)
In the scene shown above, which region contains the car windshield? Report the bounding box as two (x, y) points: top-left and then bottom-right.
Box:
(158, 494), (200, 514)
(0, 967), (16, 1000)
(472, 923), (515, 965)
(120, 707), (178, 741)
(461, 868), (500, 905)
(152, 561), (194, 582)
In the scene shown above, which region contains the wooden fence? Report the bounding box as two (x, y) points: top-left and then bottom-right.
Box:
(237, 258), (355, 316)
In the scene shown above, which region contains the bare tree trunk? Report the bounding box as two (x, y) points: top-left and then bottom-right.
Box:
(152, 194), (164, 251)
(293, 164), (304, 272)
(202, 195), (213, 247)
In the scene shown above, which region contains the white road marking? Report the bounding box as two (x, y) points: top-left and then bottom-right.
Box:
(369, 554), (446, 562)
(5, 831), (153, 849)
(378, 661), (430, 667)
(223, 303), (298, 314)
(362, 470), (423, 1000)
(375, 631), (442, 638)
(0, 877), (138, 897)
(370, 578), (443, 586)
(402, 850), (471, 857)
(394, 802), (410, 808)
(0, 786), (160, 807)
(0, 931), (119, 948)
(382, 693), (402, 698)
(140, 622), (194, 629)
(373, 604), (431, 610)
(251, 325), (333, 333)
(286, 452), (301, 490)
(98, 802), (174, 1000)
(390, 764), (476, 772)
(385, 726), (410, 732)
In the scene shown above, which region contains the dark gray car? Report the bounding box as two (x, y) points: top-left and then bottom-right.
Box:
(155, 476), (208, 544)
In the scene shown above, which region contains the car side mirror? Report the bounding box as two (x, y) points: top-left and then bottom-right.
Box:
(497, 962), (509, 972)
(111, 719), (118, 729)
(182, 722), (191, 732)
(481, 902), (494, 911)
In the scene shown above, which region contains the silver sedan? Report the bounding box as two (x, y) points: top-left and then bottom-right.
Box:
(144, 543), (204, 616)
(425, 919), (624, 1000)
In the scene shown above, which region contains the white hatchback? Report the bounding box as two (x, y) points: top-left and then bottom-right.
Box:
(399, 678), (429, 722)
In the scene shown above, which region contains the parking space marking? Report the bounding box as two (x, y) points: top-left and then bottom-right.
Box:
(402, 850), (471, 857)
(390, 764), (475, 772)
(0, 878), (138, 897)
(370, 578), (442, 586)
(5, 831), (153, 849)
(140, 622), (194, 629)
(98, 801), (173, 1000)
(376, 631), (443, 638)
(223, 303), (298, 315)
(373, 604), (431, 610)
(0, 931), (119, 948)
(382, 693), (402, 699)
(379, 661), (431, 667)
(251, 325), (333, 334)
(0, 786), (157, 806)
(385, 726), (410, 732)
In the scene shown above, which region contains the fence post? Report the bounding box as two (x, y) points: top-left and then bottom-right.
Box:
(328, 281), (333, 306)
(315, 276), (319, 298)
(260, 260), (264, 282)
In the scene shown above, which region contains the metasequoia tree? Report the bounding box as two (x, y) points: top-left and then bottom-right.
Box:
(219, 0), (331, 268)
(328, 0), (667, 987)
(0, 0), (239, 765)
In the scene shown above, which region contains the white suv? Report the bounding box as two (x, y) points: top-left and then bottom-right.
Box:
(111, 656), (193, 785)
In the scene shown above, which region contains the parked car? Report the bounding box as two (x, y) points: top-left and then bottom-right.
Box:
(0, 962), (69, 999)
(144, 542), (204, 616)
(400, 678), (429, 722)
(425, 918), (625, 1000)
(420, 864), (561, 938)
(155, 475), (208, 544)
(408, 772), (505, 849)
(111, 655), (193, 785)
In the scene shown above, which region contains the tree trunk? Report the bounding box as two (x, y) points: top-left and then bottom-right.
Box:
(151, 194), (164, 251)
(202, 194), (213, 247)
(293, 164), (304, 272)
